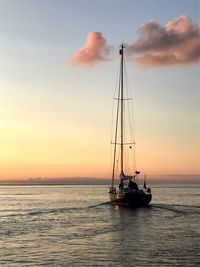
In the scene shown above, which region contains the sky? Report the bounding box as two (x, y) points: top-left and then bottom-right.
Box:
(0, 0), (199, 180)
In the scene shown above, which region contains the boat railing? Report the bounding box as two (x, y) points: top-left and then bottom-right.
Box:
(109, 187), (117, 194)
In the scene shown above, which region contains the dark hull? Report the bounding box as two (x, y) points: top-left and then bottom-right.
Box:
(109, 190), (152, 207)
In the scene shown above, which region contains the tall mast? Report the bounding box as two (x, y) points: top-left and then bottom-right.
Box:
(120, 44), (124, 177)
(111, 44), (125, 187)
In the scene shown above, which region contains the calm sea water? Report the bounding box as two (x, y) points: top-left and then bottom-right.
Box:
(0, 184), (200, 266)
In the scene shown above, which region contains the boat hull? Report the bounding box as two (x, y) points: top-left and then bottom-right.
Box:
(109, 190), (152, 207)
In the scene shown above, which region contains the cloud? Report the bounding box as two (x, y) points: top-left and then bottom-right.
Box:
(69, 16), (200, 68)
(69, 32), (113, 67)
(126, 16), (200, 67)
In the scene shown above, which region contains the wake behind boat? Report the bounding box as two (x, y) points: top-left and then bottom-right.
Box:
(109, 44), (152, 207)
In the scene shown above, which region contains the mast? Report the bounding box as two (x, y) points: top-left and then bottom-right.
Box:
(111, 44), (125, 187)
(120, 44), (124, 178)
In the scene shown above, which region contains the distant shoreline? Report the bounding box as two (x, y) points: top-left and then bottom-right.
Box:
(0, 176), (199, 186)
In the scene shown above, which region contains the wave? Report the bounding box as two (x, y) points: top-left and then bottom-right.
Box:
(2, 207), (83, 218)
(87, 201), (111, 209)
(5, 201), (200, 218)
(0, 201), (111, 218)
(152, 203), (200, 215)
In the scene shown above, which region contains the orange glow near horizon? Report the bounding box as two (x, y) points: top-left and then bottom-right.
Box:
(1, 131), (199, 180)
(0, 108), (199, 180)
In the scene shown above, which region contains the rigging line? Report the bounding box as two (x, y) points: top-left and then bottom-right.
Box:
(125, 147), (129, 174)
(124, 54), (137, 172)
(116, 149), (120, 175)
(124, 58), (134, 101)
(123, 56), (135, 160)
(122, 49), (135, 175)
(110, 64), (121, 143)
(124, 60), (134, 141)
(111, 142), (135, 145)
(111, 70), (121, 187)
(127, 97), (135, 145)
(124, 144), (134, 175)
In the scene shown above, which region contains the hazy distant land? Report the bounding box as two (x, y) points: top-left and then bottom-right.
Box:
(0, 175), (199, 185)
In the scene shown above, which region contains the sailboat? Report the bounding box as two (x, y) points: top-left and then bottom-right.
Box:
(109, 44), (152, 207)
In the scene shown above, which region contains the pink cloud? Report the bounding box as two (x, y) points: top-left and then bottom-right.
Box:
(126, 16), (200, 68)
(69, 16), (200, 68)
(70, 32), (112, 67)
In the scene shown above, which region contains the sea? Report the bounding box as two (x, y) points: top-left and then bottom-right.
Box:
(0, 184), (200, 267)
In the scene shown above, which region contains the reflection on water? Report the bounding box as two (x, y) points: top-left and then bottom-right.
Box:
(0, 185), (200, 266)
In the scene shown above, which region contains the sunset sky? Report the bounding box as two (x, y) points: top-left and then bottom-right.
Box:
(0, 0), (199, 180)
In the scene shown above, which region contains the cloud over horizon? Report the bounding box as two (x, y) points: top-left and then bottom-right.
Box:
(70, 16), (200, 68)
(69, 32), (113, 67)
(126, 16), (200, 67)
